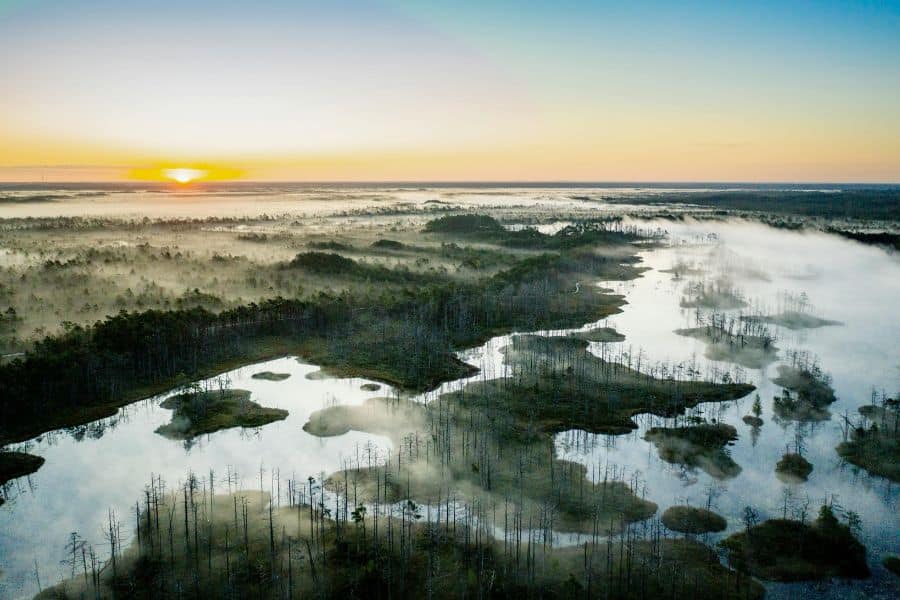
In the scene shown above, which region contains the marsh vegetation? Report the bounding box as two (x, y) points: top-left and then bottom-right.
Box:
(721, 504), (869, 581)
(35, 473), (765, 600)
(645, 423), (742, 480)
(1, 186), (898, 599)
(0, 213), (656, 445)
(155, 388), (289, 441)
(661, 506), (727, 535)
(836, 394), (899, 481)
(302, 330), (751, 537)
(675, 312), (777, 370)
(775, 453), (813, 483)
(251, 371), (291, 381)
(771, 352), (837, 423)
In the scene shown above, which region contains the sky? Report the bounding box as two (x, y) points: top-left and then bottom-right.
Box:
(1, 0), (899, 183)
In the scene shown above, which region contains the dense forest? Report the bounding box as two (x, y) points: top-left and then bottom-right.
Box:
(0, 217), (649, 444)
(602, 190), (900, 221)
(3, 197), (897, 600)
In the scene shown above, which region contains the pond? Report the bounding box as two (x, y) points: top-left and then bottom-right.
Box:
(1, 219), (898, 599)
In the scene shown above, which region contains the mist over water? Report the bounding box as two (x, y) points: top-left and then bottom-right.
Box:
(555, 220), (900, 599)
(0, 182), (880, 219)
(0, 191), (898, 598)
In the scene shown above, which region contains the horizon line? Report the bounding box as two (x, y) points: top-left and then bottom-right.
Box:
(2, 180), (900, 187)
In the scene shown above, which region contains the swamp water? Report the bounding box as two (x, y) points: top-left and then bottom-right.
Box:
(1, 219), (898, 598)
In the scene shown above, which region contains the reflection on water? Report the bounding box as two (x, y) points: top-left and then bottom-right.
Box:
(0, 359), (395, 598)
(1, 219), (898, 599)
(554, 220), (899, 599)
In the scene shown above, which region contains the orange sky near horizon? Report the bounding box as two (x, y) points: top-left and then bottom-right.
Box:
(1, 1), (899, 183)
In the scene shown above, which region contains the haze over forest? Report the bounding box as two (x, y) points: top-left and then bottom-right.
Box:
(1, 2), (898, 600)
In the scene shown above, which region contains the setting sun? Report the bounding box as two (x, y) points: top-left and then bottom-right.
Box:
(163, 168), (206, 184)
(0, 2), (898, 597)
(127, 164), (243, 183)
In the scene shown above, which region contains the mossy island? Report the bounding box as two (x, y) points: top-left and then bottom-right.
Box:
(0, 451), (45, 486)
(370, 238), (405, 250)
(836, 400), (899, 481)
(772, 359), (837, 422)
(742, 394), (764, 427)
(306, 335), (750, 534)
(675, 325), (777, 370)
(305, 392), (658, 535)
(741, 311), (841, 330)
(662, 506), (728, 534)
(721, 505), (869, 581)
(250, 371), (291, 381)
(359, 382), (381, 391)
(568, 326), (625, 343)
(645, 423), (742, 479)
(304, 368), (334, 380)
(680, 280), (747, 310)
(155, 389), (288, 440)
(775, 452), (813, 482)
(36, 484), (764, 600)
(423, 213), (506, 234)
(497, 335), (754, 435)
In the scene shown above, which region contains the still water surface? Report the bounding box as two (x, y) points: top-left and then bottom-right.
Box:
(1, 219), (898, 598)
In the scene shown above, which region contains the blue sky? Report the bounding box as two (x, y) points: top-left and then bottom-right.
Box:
(1, 0), (898, 181)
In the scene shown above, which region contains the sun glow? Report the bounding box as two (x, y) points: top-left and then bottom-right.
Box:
(163, 168), (206, 184)
(127, 165), (243, 183)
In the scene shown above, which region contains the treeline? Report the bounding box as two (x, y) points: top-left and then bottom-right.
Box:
(604, 190), (900, 220)
(37, 471), (765, 600)
(285, 252), (441, 285)
(825, 227), (900, 251)
(0, 214), (284, 232)
(0, 225), (644, 444)
(424, 213), (655, 248)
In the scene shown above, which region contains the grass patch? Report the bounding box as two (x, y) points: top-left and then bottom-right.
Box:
(662, 506), (727, 534)
(155, 389), (288, 441)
